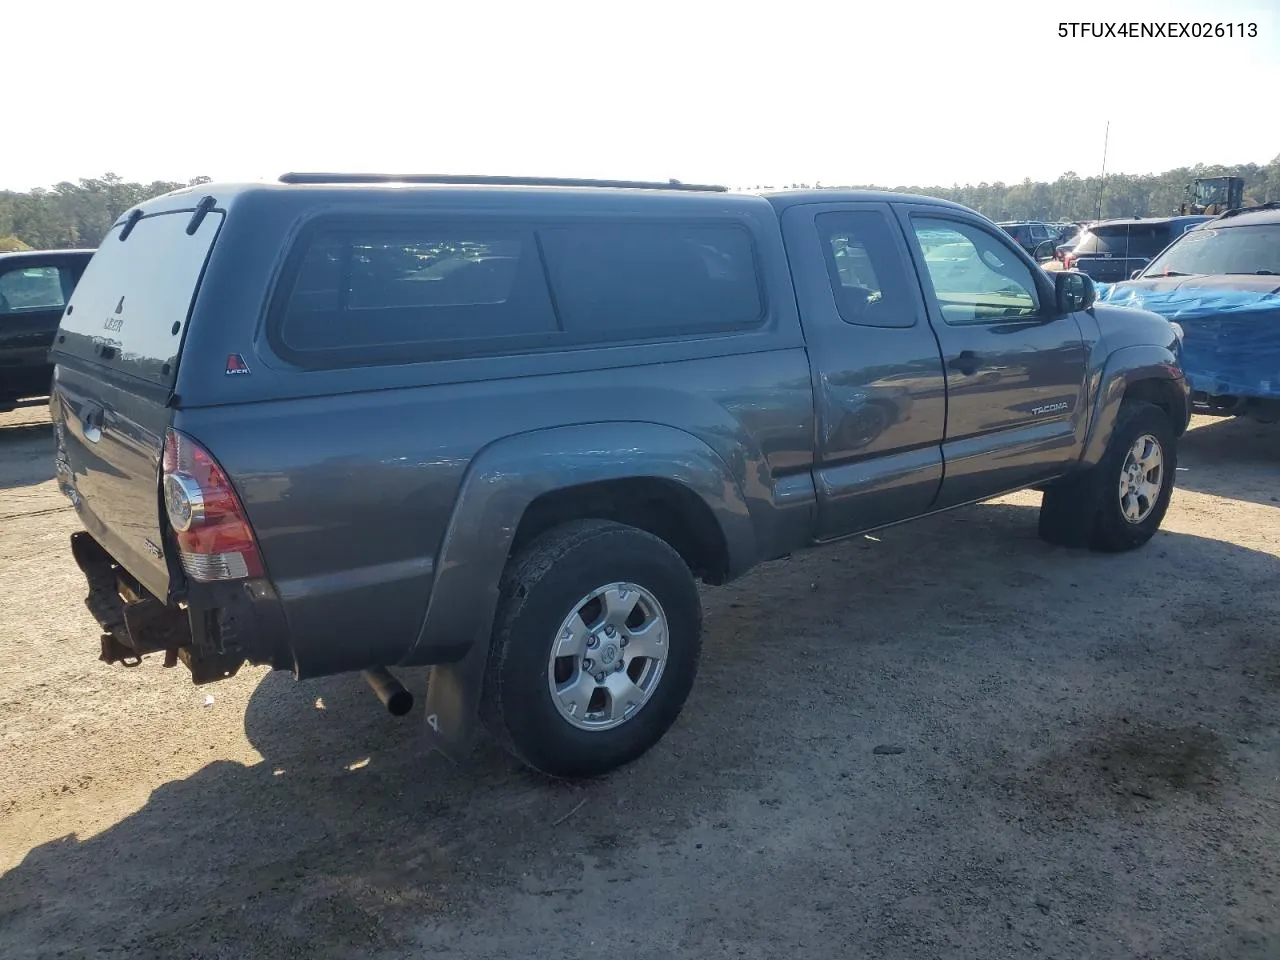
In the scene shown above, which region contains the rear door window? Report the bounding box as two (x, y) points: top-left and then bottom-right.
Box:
(1122, 225), (1174, 258)
(815, 211), (916, 328)
(1074, 229), (1121, 255)
(1075, 225), (1175, 259)
(54, 210), (223, 386)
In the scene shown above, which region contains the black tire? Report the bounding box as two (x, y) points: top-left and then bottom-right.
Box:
(1038, 399), (1176, 552)
(479, 520), (702, 778)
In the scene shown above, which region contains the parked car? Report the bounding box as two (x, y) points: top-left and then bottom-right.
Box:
(997, 220), (1058, 255)
(1063, 216), (1210, 283)
(1097, 203), (1280, 422)
(50, 174), (1190, 778)
(1034, 224), (1083, 263)
(0, 249), (94, 412)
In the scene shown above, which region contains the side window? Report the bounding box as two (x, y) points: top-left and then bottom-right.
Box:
(0, 265), (67, 316)
(275, 218), (766, 364)
(1089, 230), (1130, 255)
(912, 218), (1039, 325)
(537, 222), (763, 339)
(278, 226), (558, 357)
(1124, 226), (1172, 259)
(815, 211), (916, 328)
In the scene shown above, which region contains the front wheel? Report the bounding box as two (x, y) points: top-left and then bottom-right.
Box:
(480, 520), (703, 778)
(1039, 400), (1177, 552)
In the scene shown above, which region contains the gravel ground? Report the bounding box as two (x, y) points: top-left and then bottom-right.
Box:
(1, 406), (1277, 960)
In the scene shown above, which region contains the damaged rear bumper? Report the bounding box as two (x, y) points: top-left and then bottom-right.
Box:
(71, 531), (291, 684)
(70, 530), (489, 761)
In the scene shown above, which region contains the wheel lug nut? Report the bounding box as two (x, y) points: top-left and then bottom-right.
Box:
(595, 672), (606, 683)
(604, 625), (616, 638)
(582, 658), (593, 670)
(615, 661), (624, 672)
(620, 637), (628, 647)
(587, 635), (598, 648)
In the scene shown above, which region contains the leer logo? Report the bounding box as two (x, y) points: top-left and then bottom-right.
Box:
(225, 354), (251, 376)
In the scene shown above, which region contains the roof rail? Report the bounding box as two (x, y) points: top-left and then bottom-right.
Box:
(277, 172), (728, 192)
(1213, 200), (1280, 221)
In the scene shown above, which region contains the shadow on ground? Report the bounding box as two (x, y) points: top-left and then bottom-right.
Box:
(0, 419), (54, 492)
(3, 499), (1279, 960)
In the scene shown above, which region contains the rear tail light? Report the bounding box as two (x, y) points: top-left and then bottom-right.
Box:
(162, 429), (264, 582)
(1063, 254), (1076, 270)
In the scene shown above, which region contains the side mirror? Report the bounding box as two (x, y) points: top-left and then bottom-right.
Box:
(1055, 270), (1096, 313)
(1032, 240), (1056, 261)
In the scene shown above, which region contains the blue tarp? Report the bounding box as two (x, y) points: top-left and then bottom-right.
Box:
(1096, 280), (1280, 399)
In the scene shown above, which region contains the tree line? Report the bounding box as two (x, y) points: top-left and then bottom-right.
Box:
(3, 159), (1278, 252)
(0, 174), (211, 252)
(751, 157), (1280, 222)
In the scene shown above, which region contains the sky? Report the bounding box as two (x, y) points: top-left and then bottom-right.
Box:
(5, 0), (1276, 191)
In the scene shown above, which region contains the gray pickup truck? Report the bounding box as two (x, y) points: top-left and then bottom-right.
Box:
(50, 175), (1190, 778)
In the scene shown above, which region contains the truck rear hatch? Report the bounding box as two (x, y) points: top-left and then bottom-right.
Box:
(1072, 223), (1176, 283)
(51, 202), (223, 602)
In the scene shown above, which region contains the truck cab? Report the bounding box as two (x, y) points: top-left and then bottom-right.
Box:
(1180, 177), (1245, 216)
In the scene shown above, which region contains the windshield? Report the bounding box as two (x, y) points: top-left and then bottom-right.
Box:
(1144, 224), (1280, 277)
(1195, 181), (1230, 204)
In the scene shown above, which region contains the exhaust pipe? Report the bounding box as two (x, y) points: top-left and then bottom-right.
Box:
(362, 667), (413, 717)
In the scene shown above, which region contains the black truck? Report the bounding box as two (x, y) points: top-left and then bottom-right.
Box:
(0, 249), (95, 412)
(1063, 217), (1209, 284)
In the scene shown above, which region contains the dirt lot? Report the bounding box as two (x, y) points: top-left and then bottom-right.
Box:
(1, 406), (1277, 960)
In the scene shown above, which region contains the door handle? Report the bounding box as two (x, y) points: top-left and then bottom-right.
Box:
(949, 351), (982, 376)
(80, 403), (104, 444)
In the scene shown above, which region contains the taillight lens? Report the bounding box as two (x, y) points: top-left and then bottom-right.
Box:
(162, 429), (264, 582)
(1063, 254), (1076, 270)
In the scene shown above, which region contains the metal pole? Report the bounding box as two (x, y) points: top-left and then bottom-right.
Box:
(1095, 121), (1110, 220)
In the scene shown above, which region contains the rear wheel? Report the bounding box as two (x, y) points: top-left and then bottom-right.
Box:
(1038, 400), (1176, 552)
(480, 520), (702, 778)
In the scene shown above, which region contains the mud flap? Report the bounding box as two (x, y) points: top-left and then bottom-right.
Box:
(422, 637), (490, 763)
(1038, 462), (1108, 549)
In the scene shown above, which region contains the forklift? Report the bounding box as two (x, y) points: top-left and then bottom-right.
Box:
(1179, 177), (1245, 216)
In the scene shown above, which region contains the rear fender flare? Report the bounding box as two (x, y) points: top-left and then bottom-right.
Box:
(403, 421), (756, 667)
(1080, 344), (1187, 469)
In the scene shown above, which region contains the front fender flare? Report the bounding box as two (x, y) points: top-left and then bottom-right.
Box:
(1080, 344), (1188, 469)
